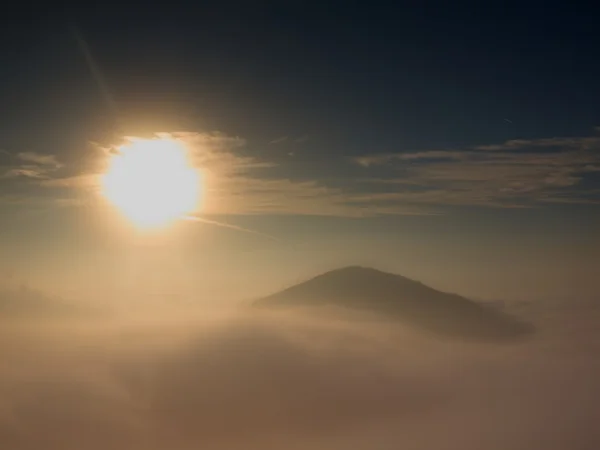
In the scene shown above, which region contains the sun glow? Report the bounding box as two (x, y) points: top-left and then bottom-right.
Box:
(101, 136), (201, 229)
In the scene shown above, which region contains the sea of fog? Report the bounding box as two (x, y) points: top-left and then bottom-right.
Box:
(0, 300), (599, 450)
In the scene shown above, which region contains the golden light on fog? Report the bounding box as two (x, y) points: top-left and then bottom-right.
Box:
(101, 137), (201, 229)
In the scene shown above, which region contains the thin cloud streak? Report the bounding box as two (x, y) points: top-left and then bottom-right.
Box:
(269, 136), (288, 144)
(3, 131), (431, 217)
(354, 133), (600, 208)
(1, 152), (63, 180)
(2, 131), (600, 216)
(182, 215), (281, 242)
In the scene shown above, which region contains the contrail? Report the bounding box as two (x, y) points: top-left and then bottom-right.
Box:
(182, 215), (280, 242)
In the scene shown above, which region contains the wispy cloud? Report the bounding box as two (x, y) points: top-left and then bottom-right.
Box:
(269, 136), (288, 144)
(3, 131), (600, 216)
(356, 151), (466, 166)
(1, 132), (387, 217)
(16, 152), (62, 167)
(354, 135), (600, 208)
(1, 152), (62, 180)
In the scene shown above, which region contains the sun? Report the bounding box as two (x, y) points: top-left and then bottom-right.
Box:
(101, 136), (201, 229)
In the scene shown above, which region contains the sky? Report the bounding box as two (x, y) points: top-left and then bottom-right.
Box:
(1, 2), (599, 304)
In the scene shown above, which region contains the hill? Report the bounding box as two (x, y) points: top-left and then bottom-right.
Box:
(255, 266), (534, 341)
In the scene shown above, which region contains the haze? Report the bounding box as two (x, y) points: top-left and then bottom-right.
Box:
(1, 304), (599, 449)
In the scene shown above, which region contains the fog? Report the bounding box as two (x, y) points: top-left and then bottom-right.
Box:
(0, 302), (599, 450)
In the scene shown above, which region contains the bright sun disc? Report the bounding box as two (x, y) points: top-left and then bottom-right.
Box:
(101, 137), (201, 229)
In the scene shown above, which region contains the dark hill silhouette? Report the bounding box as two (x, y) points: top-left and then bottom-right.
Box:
(255, 266), (534, 341)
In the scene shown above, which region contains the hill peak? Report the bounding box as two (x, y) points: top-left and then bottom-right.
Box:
(255, 266), (534, 342)
(307, 266), (417, 283)
(324, 266), (390, 277)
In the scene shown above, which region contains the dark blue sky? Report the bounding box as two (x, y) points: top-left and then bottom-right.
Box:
(3, 2), (600, 153)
